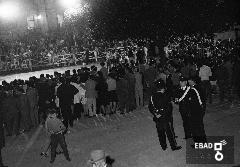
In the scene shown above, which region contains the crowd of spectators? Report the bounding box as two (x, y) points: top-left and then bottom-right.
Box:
(0, 31), (240, 136)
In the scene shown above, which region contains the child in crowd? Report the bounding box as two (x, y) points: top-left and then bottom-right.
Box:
(45, 108), (71, 163)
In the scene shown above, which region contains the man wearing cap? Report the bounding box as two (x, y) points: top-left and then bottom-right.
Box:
(148, 79), (181, 151)
(87, 150), (112, 167)
(175, 76), (192, 140)
(188, 77), (207, 144)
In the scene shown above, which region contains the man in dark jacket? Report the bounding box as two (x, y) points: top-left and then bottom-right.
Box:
(125, 67), (136, 112)
(37, 75), (52, 124)
(1, 91), (20, 136)
(188, 77), (207, 144)
(116, 74), (129, 114)
(0, 91), (8, 167)
(175, 76), (192, 140)
(57, 78), (78, 131)
(148, 79), (181, 151)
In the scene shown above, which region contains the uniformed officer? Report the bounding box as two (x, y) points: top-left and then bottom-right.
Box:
(148, 79), (181, 151)
(175, 76), (192, 139)
(45, 108), (71, 163)
(188, 77), (207, 144)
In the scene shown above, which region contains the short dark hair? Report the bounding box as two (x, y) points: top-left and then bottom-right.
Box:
(47, 108), (57, 115)
(155, 79), (165, 89)
(59, 77), (65, 84)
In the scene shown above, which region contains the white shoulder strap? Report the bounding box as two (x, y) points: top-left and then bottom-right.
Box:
(178, 86), (190, 102)
(191, 87), (203, 105)
(151, 96), (155, 108)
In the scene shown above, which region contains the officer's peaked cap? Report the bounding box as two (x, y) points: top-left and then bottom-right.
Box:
(188, 76), (199, 82)
(180, 76), (188, 81)
(155, 79), (165, 89)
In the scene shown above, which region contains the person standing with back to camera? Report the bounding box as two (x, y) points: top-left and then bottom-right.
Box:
(174, 76), (192, 140)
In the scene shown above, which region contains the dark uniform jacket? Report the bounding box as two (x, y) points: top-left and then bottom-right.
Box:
(57, 84), (78, 106)
(187, 85), (205, 119)
(148, 91), (172, 122)
(0, 91), (5, 148)
(0, 110), (5, 149)
(1, 96), (20, 116)
(174, 86), (190, 114)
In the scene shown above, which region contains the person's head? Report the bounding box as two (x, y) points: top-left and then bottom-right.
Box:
(47, 108), (57, 118)
(134, 67), (140, 73)
(40, 74), (45, 78)
(149, 59), (155, 66)
(18, 87), (25, 94)
(97, 71), (104, 79)
(2, 80), (8, 86)
(100, 62), (105, 67)
(59, 77), (65, 84)
(5, 89), (13, 97)
(188, 76), (199, 87)
(27, 81), (34, 88)
(179, 76), (187, 87)
(108, 73), (115, 79)
(65, 70), (70, 76)
(54, 71), (58, 77)
(155, 79), (165, 92)
(46, 74), (50, 79)
(73, 69), (76, 74)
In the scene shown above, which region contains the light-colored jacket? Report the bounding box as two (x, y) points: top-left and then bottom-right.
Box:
(71, 82), (86, 104)
(199, 65), (212, 81)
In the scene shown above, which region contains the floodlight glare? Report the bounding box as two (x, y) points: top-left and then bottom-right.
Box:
(37, 15), (42, 20)
(60, 0), (78, 9)
(0, 2), (19, 19)
(63, 3), (90, 20)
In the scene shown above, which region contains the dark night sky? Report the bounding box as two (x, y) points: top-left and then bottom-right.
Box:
(88, 0), (240, 39)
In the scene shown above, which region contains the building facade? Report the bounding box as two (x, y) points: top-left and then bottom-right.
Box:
(0, 0), (63, 40)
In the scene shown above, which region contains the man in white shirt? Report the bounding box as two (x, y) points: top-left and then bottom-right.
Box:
(71, 79), (85, 120)
(143, 46), (148, 62)
(199, 61), (212, 109)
